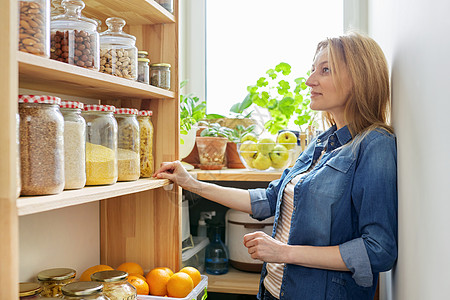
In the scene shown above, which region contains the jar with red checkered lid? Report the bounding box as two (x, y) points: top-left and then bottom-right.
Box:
(137, 110), (154, 177)
(18, 95), (64, 196)
(82, 104), (118, 185)
(115, 108), (140, 181)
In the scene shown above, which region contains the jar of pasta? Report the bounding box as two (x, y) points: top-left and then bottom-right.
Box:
(18, 95), (64, 196)
(62, 281), (109, 300)
(18, 0), (50, 57)
(150, 63), (171, 90)
(137, 110), (154, 177)
(115, 108), (140, 181)
(91, 270), (136, 300)
(37, 268), (76, 298)
(60, 100), (86, 190)
(82, 104), (118, 185)
(19, 282), (42, 299)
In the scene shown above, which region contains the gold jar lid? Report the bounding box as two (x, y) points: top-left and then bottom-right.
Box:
(150, 63), (171, 68)
(138, 50), (148, 57)
(91, 270), (128, 282)
(62, 281), (103, 296)
(138, 58), (150, 63)
(19, 282), (41, 297)
(37, 268), (76, 281)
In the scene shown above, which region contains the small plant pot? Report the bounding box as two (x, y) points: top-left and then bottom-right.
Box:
(196, 137), (228, 170)
(226, 142), (246, 169)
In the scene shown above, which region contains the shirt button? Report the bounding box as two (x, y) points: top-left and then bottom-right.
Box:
(281, 292), (284, 296)
(317, 139), (321, 142)
(330, 136), (335, 140)
(330, 142), (335, 146)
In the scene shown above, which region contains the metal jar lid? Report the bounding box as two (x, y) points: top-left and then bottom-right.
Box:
(62, 281), (103, 296)
(150, 63), (171, 68)
(37, 268), (76, 281)
(19, 282), (41, 297)
(91, 270), (128, 282)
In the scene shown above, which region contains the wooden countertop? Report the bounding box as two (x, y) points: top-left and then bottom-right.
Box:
(189, 168), (282, 182)
(206, 266), (261, 295)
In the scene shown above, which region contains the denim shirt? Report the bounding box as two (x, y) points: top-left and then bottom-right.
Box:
(249, 125), (398, 300)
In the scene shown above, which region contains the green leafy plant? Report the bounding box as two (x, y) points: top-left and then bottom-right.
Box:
(198, 121), (234, 138)
(226, 124), (256, 143)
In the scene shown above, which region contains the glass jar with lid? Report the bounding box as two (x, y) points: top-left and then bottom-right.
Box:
(150, 63), (171, 90)
(19, 0), (50, 58)
(137, 110), (154, 178)
(50, 0), (64, 17)
(37, 268), (76, 298)
(62, 282), (109, 300)
(91, 270), (136, 300)
(60, 100), (86, 189)
(115, 108), (140, 181)
(99, 17), (138, 80)
(82, 104), (118, 186)
(50, 0), (100, 70)
(137, 51), (150, 84)
(18, 95), (65, 196)
(20, 282), (42, 299)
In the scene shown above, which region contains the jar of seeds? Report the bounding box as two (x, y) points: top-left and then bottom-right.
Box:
(150, 63), (170, 90)
(50, 0), (100, 70)
(137, 110), (154, 177)
(99, 17), (138, 80)
(38, 268), (76, 298)
(115, 108), (140, 181)
(91, 270), (136, 300)
(18, 0), (50, 57)
(62, 282), (109, 300)
(18, 95), (64, 196)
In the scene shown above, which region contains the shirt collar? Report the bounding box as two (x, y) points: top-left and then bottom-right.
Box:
(317, 124), (353, 151)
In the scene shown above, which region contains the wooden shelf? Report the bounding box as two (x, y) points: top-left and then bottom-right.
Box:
(189, 168), (282, 182)
(18, 52), (175, 100)
(17, 178), (170, 216)
(207, 266), (261, 295)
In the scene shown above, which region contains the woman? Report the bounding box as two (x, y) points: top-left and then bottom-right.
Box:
(154, 32), (397, 300)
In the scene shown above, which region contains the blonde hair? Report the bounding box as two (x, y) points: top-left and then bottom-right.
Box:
(314, 32), (393, 136)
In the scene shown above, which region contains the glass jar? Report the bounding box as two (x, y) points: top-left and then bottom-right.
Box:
(137, 110), (154, 178)
(16, 113), (21, 198)
(50, 0), (100, 70)
(18, 95), (64, 196)
(50, 0), (64, 17)
(115, 108), (140, 181)
(19, 0), (50, 58)
(150, 63), (171, 90)
(60, 100), (86, 189)
(37, 268), (76, 298)
(62, 282), (109, 300)
(99, 17), (138, 80)
(20, 282), (42, 299)
(82, 104), (118, 186)
(155, 0), (173, 13)
(91, 270), (136, 300)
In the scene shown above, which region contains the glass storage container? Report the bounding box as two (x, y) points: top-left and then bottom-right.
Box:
(99, 17), (137, 80)
(137, 110), (154, 178)
(62, 282), (109, 300)
(115, 108), (140, 181)
(50, 0), (64, 17)
(137, 51), (150, 84)
(82, 104), (118, 186)
(155, 0), (173, 13)
(150, 63), (171, 90)
(20, 282), (42, 299)
(16, 113), (21, 198)
(91, 270), (136, 300)
(50, 0), (99, 70)
(60, 100), (86, 189)
(37, 268), (76, 298)
(19, 0), (50, 57)
(18, 95), (64, 196)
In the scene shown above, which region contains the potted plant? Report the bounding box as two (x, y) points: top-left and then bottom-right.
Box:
(196, 122), (233, 170)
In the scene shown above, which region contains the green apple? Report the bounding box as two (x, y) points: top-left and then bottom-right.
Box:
(240, 133), (258, 143)
(276, 131), (298, 150)
(269, 144), (290, 169)
(257, 137), (276, 155)
(252, 152), (272, 170)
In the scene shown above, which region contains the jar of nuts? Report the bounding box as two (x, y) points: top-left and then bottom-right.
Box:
(99, 17), (138, 80)
(150, 63), (171, 90)
(91, 270), (136, 300)
(62, 282), (109, 299)
(18, 0), (50, 57)
(137, 110), (154, 178)
(19, 282), (42, 299)
(115, 108), (140, 182)
(50, 0), (100, 70)
(37, 268), (76, 298)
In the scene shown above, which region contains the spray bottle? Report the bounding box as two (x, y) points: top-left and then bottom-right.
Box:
(197, 211), (215, 237)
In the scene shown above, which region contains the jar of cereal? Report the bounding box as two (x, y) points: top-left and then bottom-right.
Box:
(150, 63), (171, 90)
(19, 282), (42, 299)
(137, 110), (154, 178)
(37, 268), (76, 298)
(62, 281), (109, 300)
(82, 104), (118, 186)
(91, 270), (136, 300)
(18, 0), (50, 57)
(115, 108), (140, 181)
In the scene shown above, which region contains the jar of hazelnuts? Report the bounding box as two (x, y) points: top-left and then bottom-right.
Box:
(50, 0), (100, 70)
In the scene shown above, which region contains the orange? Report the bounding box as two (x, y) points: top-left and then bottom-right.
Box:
(130, 273), (146, 281)
(179, 266), (201, 287)
(117, 262), (144, 276)
(79, 264), (114, 281)
(154, 267), (174, 277)
(145, 268), (171, 296)
(166, 272), (194, 298)
(127, 274), (150, 295)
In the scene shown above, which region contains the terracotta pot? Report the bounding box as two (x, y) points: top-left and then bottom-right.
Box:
(196, 137), (228, 170)
(226, 142), (246, 169)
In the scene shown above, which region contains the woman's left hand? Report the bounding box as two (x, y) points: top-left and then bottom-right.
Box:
(243, 231), (287, 263)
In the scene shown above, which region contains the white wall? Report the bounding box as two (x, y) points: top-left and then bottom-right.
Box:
(369, 0), (450, 299)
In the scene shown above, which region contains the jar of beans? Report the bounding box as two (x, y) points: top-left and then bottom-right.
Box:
(137, 110), (154, 178)
(19, 282), (42, 299)
(99, 17), (138, 80)
(18, 95), (64, 196)
(37, 268), (76, 298)
(150, 63), (171, 90)
(50, 0), (100, 70)
(18, 0), (50, 57)
(62, 282), (109, 300)
(115, 108), (140, 182)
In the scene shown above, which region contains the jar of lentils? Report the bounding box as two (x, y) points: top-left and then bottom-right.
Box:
(137, 51), (150, 84)
(18, 95), (64, 196)
(137, 110), (154, 177)
(19, 282), (42, 299)
(62, 281), (109, 300)
(150, 63), (171, 90)
(82, 104), (118, 186)
(37, 268), (76, 298)
(18, 0), (50, 57)
(91, 270), (136, 300)
(50, 0), (100, 70)
(115, 108), (140, 181)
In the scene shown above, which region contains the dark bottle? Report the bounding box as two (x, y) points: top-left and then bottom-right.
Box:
(205, 226), (229, 275)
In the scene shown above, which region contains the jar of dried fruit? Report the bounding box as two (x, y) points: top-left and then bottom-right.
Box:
(19, 282), (42, 299)
(91, 270), (136, 300)
(99, 17), (138, 80)
(50, 0), (100, 70)
(115, 108), (140, 182)
(37, 268), (76, 298)
(150, 63), (171, 90)
(62, 281), (109, 299)
(18, 0), (50, 57)
(18, 95), (64, 196)
(82, 104), (118, 186)
(137, 110), (154, 178)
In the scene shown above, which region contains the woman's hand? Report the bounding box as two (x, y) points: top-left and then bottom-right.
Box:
(153, 161), (196, 190)
(243, 231), (287, 263)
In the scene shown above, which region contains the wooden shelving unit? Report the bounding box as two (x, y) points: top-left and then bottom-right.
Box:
(189, 168), (282, 182)
(207, 267), (260, 295)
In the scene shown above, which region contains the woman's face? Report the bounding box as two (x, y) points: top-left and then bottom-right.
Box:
(306, 48), (352, 127)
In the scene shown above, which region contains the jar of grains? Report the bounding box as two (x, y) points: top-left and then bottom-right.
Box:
(60, 100), (86, 189)
(82, 104), (118, 186)
(50, 0), (100, 70)
(137, 110), (154, 177)
(91, 270), (136, 300)
(99, 17), (138, 80)
(37, 268), (76, 298)
(62, 281), (109, 300)
(19, 282), (42, 299)
(150, 63), (171, 90)
(18, 0), (50, 57)
(137, 51), (150, 84)
(18, 95), (64, 196)
(115, 108), (140, 181)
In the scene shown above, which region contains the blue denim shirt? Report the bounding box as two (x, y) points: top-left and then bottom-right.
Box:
(249, 125), (398, 300)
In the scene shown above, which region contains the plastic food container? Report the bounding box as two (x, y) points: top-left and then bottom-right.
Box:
(137, 110), (154, 177)
(91, 270), (136, 300)
(182, 236), (210, 273)
(115, 108), (140, 181)
(19, 282), (42, 299)
(19, 0), (50, 57)
(18, 95), (65, 196)
(137, 275), (208, 300)
(37, 268), (76, 298)
(82, 104), (118, 185)
(150, 63), (171, 90)
(62, 281), (109, 299)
